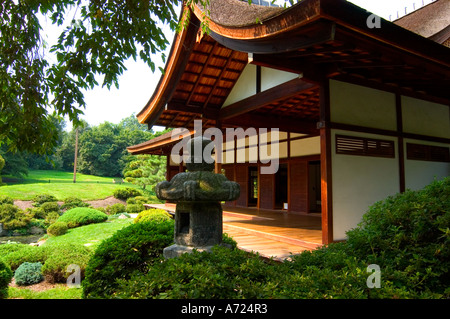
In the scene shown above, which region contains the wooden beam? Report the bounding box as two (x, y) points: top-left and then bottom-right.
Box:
(219, 78), (318, 120)
(222, 113), (319, 135)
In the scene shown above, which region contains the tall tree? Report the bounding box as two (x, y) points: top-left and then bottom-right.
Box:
(0, 0), (184, 155)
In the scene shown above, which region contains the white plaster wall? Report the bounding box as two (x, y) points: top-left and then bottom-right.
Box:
(223, 63), (256, 107)
(331, 130), (400, 241)
(404, 139), (450, 191)
(330, 79), (397, 130)
(290, 136), (320, 157)
(401, 96), (450, 139)
(223, 65), (299, 107)
(260, 67), (298, 92)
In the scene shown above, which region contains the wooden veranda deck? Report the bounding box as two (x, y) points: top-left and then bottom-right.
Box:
(146, 203), (323, 261)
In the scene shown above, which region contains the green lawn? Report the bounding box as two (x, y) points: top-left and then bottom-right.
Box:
(0, 170), (142, 201)
(43, 218), (133, 248)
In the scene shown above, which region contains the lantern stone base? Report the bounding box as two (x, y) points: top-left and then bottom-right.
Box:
(163, 244), (215, 259)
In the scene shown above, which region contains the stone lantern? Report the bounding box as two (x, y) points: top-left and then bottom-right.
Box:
(155, 136), (240, 259)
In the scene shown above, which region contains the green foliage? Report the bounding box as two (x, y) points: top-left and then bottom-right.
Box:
(113, 187), (143, 200)
(1, 245), (50, 271)
(0, 259), (13, 299)
(41, 243), (92, 283)
(125, 203), (145, 214)
(134, 209), (172, 224)
(0, 0), (180, 155)
(32, 194), (58, 207)
(14, 262), (44, 286)
(123, 154), (166, 190)
(0, 204), (32, 230)
(0, 195), (14, 205)
(40, 202), (60, 214)
(47, 221), (68, 237)
(82, 219), (174, 299)
(126, 196), (148, 205)
(57, 207), (108, 228)
(1, 241), (92, 284)
(106, 203), (126, 215)
(60, 197), (91, 211)
(108, 178), (449, 299)
(345, 177), (450, 296)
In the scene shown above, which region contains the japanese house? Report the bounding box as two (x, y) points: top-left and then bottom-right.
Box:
(127, 0), (450, 244)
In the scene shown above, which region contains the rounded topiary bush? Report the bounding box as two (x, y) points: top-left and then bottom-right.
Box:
(82, 219), (174, 299)
(57, 207), (108, 228)
(0, 260), (13, 299)
(113, 187), (143, 200)
(41, 243), (92, 284)
(14, 262), (44, 286)
(47, 221), (68, 236)
(134, 209), (172, 224)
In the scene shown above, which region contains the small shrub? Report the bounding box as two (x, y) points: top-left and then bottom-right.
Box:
(0, 204), (31, 230)
(0, 195), (14, 205)
(0, 260), (13, 299)
(126, 196), (148, 205)
(32, 194), (58, 207)
(115, 245), (280, 299)
(41, 243), (92, 283)
(45, 212), (60, 225)
(2, 245), (50, 271)
(47, 221), (68, 236)
(106, 203), (126, 215)
(82, 219), (174, 299)
(57, 207), (108, 228)
(134, 209), (172, 224)
(14, 262), (44, 286)
(60, 197), (90, 211)
(40, 202), (60, 214)
(126, 203), (145, 214)
(113, 187), (142, 200)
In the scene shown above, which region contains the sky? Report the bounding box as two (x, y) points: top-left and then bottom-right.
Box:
(51, 0), (435, 131)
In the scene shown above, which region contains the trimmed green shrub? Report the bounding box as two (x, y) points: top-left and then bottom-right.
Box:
(41, 243), (92, 283)
(0, 204), (31, 230)
(109, 178), (449, 300)
(113, 187), (143, 200)
(82, 219), (174, 299)
(60, 197), (90, 211)
(14, 262), (44, 286)
(47, 221), (68, 236)
(45, 212), (60, 225)
(0, 259), (13, 299)
(106, 203), (126, 215)
(57, 207), (108, 228)
(126, 203), (145, 214)
(40, 201), (60, 214)
(115, 245), (281, 299)
(32, 194), (58, 207)
(134, 209), (172, 224)
(126, 196), (148, 205)
(0, 195), (14, 205)
(2, 245), (50, 271)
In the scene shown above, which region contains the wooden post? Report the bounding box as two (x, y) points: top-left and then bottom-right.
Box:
(319, 79), (333, 245)
(73, 127), (79, 183)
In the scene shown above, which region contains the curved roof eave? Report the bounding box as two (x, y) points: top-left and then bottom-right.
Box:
(136, 8), (201, 125)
